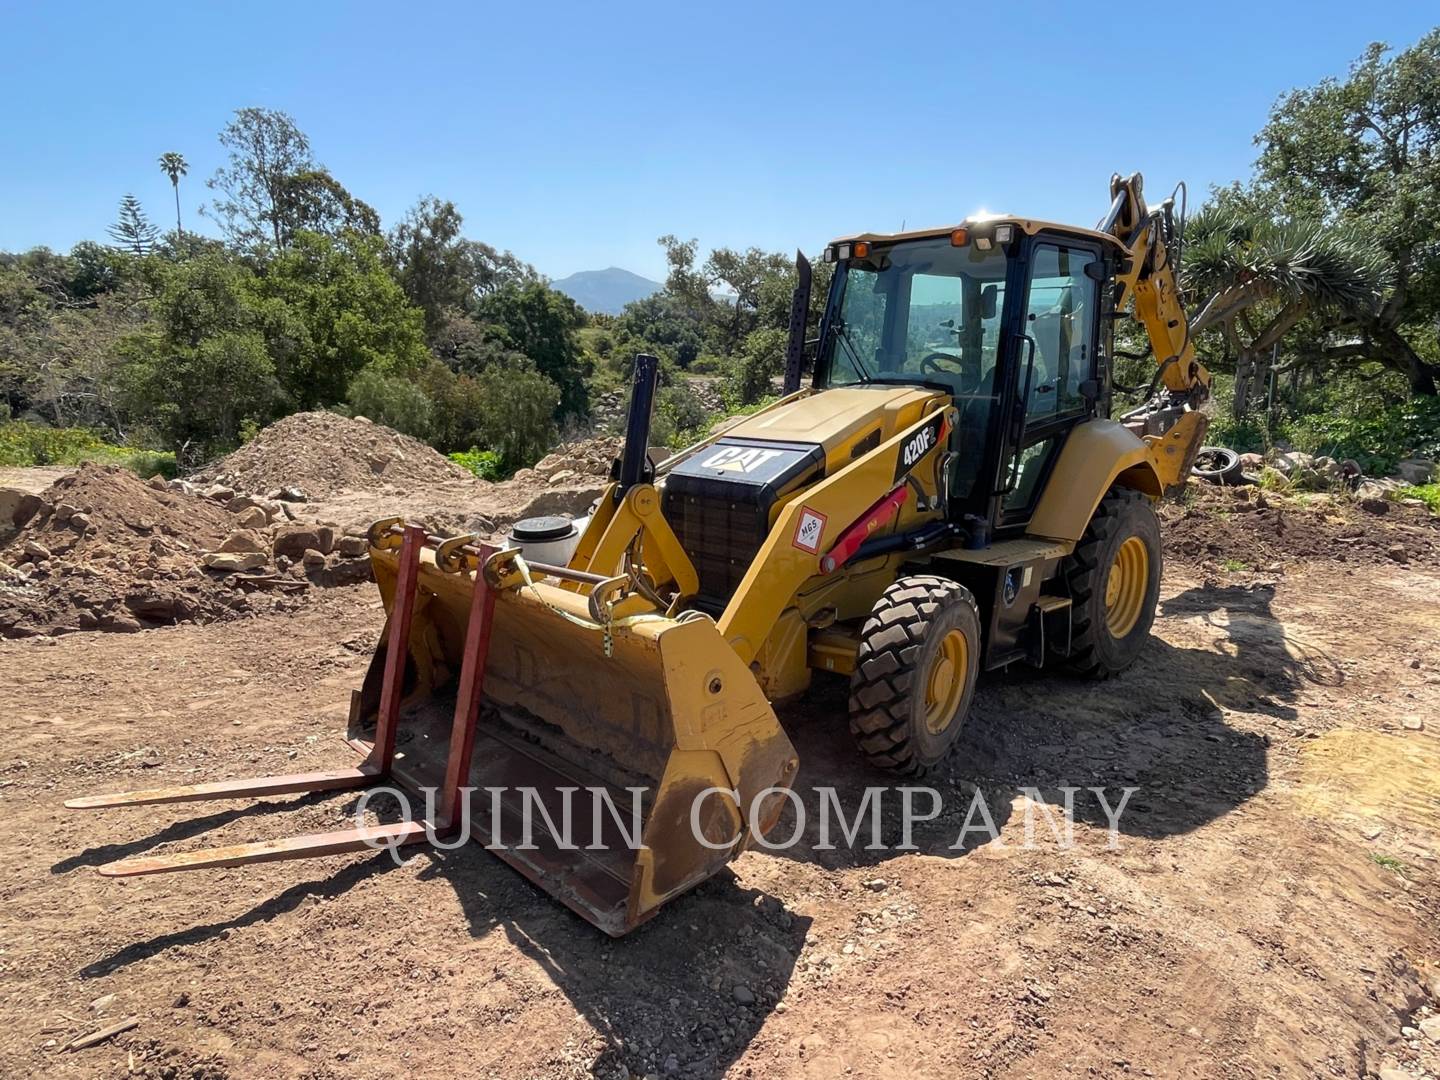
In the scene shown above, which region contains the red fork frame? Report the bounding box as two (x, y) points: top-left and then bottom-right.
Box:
(67, 528), (501, 879)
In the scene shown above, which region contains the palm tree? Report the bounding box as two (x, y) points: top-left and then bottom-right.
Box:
(157, 151), (188, 237)
(1181, 207), (1388, 417)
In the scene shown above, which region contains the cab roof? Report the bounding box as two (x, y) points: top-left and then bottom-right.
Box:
(831, 215), (1123, 250)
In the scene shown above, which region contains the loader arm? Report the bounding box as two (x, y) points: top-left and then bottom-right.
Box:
(1101, 173), (1212, 488)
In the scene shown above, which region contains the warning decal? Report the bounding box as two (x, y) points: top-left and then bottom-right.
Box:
(792, 507), (827, 554)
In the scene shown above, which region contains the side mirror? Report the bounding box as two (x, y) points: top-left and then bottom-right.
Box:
(981, 284), (998, 320)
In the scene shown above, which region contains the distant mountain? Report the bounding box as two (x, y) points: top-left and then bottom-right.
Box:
(551, 267), (661, 315)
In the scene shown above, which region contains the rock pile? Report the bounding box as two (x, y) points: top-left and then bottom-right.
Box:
(193, 411), (474, 500)
(510, 436), (624, 488)
(1238, 448), (1435, 494)
(0, 464), (374, 639)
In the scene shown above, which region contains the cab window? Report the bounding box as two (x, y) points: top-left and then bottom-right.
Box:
(1021, 244), (1098, 423)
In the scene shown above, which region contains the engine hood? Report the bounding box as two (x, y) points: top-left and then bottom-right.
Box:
(716, 385), (942, 473)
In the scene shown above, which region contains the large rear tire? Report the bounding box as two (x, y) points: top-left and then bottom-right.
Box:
(847, 576), (981, 777)
(1063, 488), (1162, 678)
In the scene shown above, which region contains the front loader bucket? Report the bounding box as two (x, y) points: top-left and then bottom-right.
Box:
(354, 541), (799, 935)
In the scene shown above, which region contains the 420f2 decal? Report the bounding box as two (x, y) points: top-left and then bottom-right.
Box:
(892, 413), (949, 483)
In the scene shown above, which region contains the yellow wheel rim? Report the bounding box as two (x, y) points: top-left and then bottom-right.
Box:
(923, 628), (969, 734)
(1104, 535), (1149, 638)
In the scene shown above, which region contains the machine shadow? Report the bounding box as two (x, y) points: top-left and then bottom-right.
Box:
(765, 577), (1330, 866)
(416, 846), (810, 1080)
(78, 852), (405, 978)
(79, 802), (807, 1079)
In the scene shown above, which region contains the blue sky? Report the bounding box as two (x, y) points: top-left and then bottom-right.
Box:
(2, 2), (1435, 281)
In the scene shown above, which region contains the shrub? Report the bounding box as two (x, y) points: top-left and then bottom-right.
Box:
(117, 328), (280, 461)
(1280, 395), (1440, 475)
(346, 365), (432, 440)
(0, 422), (104, 466)
(1400, 484), (1440, 513)
(470, 362), (560, 470)
(688, 354), (728, 376)
(0, 421), (175, 476)
(449, 448), (503, 480)
(652, 382), (710, 448)
(724, 328), (786, 406)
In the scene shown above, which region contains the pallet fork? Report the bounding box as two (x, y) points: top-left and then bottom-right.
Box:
(65, 525), (498, 876)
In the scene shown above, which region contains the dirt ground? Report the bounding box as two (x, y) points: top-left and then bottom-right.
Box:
(2, 489), (1439, 1078)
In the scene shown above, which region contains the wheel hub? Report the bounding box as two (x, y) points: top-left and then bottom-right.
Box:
(923, 629), (968, 734)
(1105, 536), (1149, 638)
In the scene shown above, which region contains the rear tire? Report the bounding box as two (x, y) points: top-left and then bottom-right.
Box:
(1063, 488), (1162, 678)
(847, 576), (981, 777)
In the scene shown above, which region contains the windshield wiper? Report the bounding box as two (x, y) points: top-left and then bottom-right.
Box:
(831, 319), (874, 382)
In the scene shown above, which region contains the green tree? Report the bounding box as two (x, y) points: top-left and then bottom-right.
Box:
(108, 195), (159, 256)
(253, 230), (430, 409)
(157, 151), (188, 236)
(346, 365), (432, 439)
(705, 246), (792, 354)
(727, 327), (787, 405)
(618, 292), (707, 366)
(388, 196), (537, 339)
(116, 252), (279, 456)
(120, 329), (278, 461)
(473, 281), (590, 420)
(203, 107), (314, 252)
(412, 354), (559, 467)
(1255, 30), (1440, 394)
(274, 168), (380, 246)
(470, 358), (560, 468)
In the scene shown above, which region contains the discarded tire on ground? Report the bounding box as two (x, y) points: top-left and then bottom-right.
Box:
(1192, 446), (1243, 485)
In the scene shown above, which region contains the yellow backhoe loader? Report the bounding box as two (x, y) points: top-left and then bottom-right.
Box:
(69, 173), (1210, 935)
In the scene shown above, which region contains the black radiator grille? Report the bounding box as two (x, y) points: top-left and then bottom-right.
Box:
(660, 437), (825, 611)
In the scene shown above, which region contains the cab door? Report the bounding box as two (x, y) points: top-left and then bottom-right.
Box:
(995, 237), (1103, 528)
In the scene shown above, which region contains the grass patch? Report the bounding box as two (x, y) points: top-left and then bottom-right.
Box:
(0, 422), (176, 478)
(1399, 483), (1440, 513)
(1221, 557), (1250, 572)
(1370, 853), (1410, 877)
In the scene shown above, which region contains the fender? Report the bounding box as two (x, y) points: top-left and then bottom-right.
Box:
(1026, 419), (1164, 544)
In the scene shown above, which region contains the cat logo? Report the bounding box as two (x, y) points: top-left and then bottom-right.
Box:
(700, 446), (785, 474)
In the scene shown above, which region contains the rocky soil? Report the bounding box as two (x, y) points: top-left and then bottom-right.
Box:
(2, 529), (1437, 1078)
(1162, 480), (1440, 571)
(2, 415), (1438, 1078)
(0, 417), (632, 640)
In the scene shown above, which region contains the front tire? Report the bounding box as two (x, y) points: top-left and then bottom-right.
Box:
(1063, 488), (1162, 678)
(847, 576), (982, 777)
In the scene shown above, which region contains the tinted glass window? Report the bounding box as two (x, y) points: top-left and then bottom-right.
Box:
(1023, 244), (1097, 421)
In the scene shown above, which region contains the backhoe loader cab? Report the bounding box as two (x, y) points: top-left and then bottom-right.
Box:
(69, 173), (1210, 936)
(816, 217), (1121, 530)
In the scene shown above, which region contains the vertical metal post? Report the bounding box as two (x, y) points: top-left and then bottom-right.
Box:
(437, 544), (498, 831)
(783, 251), (813, 394)
(369, 524), (424, 773)
(617, 353), (659, 499)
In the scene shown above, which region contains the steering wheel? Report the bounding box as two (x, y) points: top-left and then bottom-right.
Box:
(919, 351), (979, 391)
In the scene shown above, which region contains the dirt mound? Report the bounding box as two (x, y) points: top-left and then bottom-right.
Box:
(0, 464), (302, 637)
(195, 411), (475, 499)
(1162, 481), (1440, 570)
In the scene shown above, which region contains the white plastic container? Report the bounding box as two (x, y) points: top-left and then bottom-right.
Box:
(505, 515), (584, 568)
